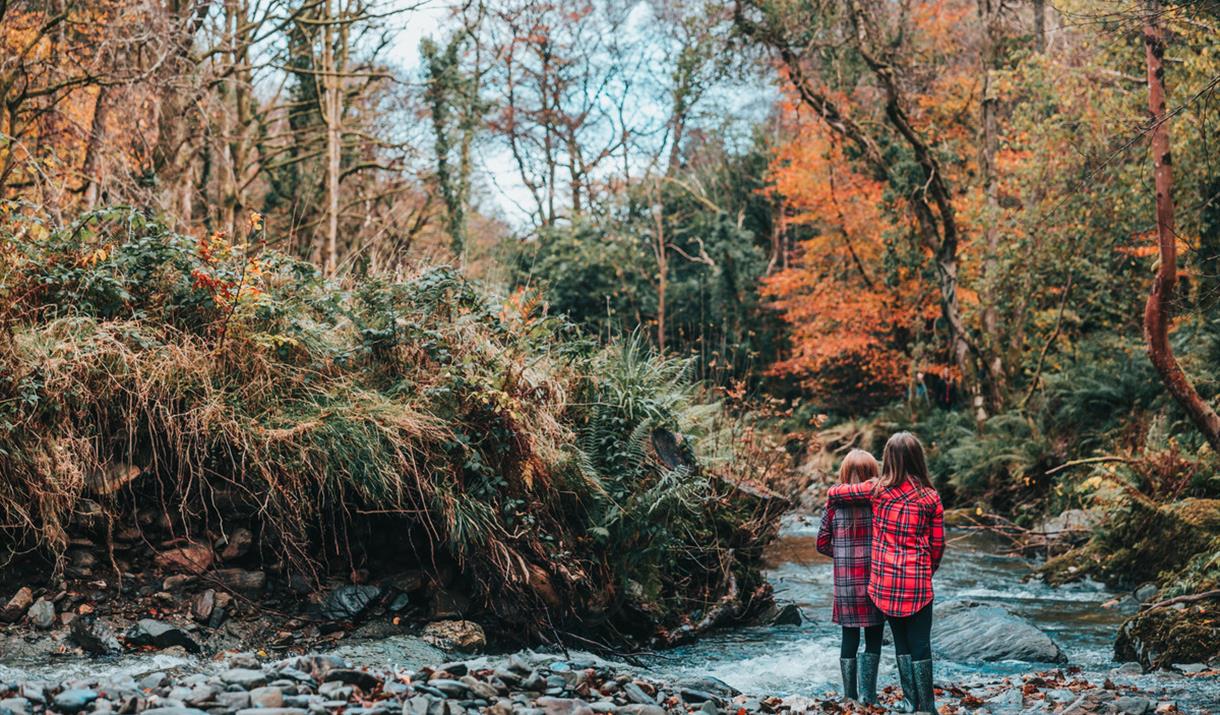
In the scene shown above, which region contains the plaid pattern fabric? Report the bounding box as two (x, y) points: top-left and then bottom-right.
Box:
(827, 479), (945, 617)
(817, 502), (884, 627)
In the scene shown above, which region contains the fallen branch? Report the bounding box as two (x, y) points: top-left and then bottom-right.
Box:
(1142, 589), (1220, 612)
(1045, 456), (1132, 475)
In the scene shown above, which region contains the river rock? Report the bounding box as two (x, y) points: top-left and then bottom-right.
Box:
(221, 669), (269, 689)
(319, 585), (380, 621)
(155, 542), (214, 574)
(322, 669), (382, 691)
(27, 598), (55, 629)
(249, 687), (283, 709)
(420, 620), (485, 651)
(0, 587), (34, 623)
(769, 604), (803, 626)
(535, 698), (594, 715)
(141, 709), (209, 715)
(69, 614), (122, 655)
(125, 619), (201, 653)
(933, 600), (1066, 663)
(52, 689), (98, 714)
(234, 709), (307, 715)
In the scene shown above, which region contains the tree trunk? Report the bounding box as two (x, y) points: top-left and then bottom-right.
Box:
(1033, 0), (1046, 52)
(1141, 0), (1220, 452)
(81, 86), (112, 209)
(321, 0), (341, 276)
(654, 200), (668, 354)
(978, 0), (1006, 408)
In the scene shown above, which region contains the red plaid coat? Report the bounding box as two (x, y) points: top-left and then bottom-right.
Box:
(827, 479), (945, 617)
(817, 503), (884, 627)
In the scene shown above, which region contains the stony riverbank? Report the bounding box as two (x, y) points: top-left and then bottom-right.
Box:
(0, 645), (1209, 715)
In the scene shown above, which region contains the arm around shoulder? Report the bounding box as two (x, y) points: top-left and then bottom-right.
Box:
(827, 480), (874, 506)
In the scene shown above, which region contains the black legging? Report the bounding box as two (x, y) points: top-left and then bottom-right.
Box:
(886, 601), (934, 660)
(840, 623), (884, 658)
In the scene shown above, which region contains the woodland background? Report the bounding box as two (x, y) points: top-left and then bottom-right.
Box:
(1, 0), (1219, 659)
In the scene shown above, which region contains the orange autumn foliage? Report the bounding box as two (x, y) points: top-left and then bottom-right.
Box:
(763, 122), (939, 406)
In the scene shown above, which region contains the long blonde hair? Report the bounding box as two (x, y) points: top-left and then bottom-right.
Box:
(839, 448), (879, 485)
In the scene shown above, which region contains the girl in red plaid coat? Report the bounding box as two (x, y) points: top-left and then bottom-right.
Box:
(816, 449), (884, 705)
(828, 432), (945, 715)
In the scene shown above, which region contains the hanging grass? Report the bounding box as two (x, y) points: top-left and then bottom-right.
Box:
(0, 207), (784, 644)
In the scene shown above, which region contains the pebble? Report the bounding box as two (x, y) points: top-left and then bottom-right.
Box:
(27, 599), (55, 630)
(234, 709), (308, 715)
(1115, 696), (1152, 715)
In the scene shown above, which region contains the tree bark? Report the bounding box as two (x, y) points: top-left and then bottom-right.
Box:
(321, 0), (341, 276)
(81, 86), (113, 209)
(978, 0), (1007, 408)
(1142, 0), (1220, 452)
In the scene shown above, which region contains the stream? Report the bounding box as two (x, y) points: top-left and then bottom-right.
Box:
(1, 515), (1216, 711)
(641, 514), (1219, 710)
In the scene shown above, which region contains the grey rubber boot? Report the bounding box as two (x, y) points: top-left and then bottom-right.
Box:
(912, 658), (935, 714)
(840, 658), (859, 701)
(857, 652), (880, 705)
(893, 654), (916, 713)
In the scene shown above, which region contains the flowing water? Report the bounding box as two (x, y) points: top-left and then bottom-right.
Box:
(2, 514), (1217, 710)
(639, 514), (1220, 710)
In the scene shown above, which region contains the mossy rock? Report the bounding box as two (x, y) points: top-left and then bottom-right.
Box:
(1114, 600), (1220, 669)
(1039, 498), (1220, 588)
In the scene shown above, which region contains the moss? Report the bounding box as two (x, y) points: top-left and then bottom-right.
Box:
(1038, 498), (1220, 589)
(1114, 601), (1220, 669)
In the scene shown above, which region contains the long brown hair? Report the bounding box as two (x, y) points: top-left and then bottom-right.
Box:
(877, 431), (933, 490)
(838, 448), (879, 485)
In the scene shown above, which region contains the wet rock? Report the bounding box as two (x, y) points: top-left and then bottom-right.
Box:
(221, 669), (270, 689)
(0, 587), (33, 623)
(984, 688), (1023, 712)
(1115, 696), (1152, 715)
(1134, 584), (1159, 603)
(319, 585), (380, 621)
(1171, 662), (1206, 674)
(155, 542), (214, 575)
(402, 696), (431, 715)
(141, 709), (209, 715)
(125, 619), (201, 653)
(234, 709), (307, 715)
(0, 699), (29, 715)
(675, 677), (738, 699)
(934, 600), (1066, 663)
(387, 571), (425, 594)
(249, 688), (283, 709)
(69, 614), (122, 655)
(220, 528), (254, 561)
(420, 620), (485, 652)
(769, 604), (803, 626)
(52, 689), (98, 714)
(28, 598), (55, 629)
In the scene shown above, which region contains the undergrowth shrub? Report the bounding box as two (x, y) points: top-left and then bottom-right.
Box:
(0, 208), (783, 643)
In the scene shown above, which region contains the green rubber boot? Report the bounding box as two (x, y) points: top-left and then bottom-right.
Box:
(840, 658), (859, 701)
(858, 652), (880, 705)
(893, 654), (916, 713)
(912, 658), (935, 714)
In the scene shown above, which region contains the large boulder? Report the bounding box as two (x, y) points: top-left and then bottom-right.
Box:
(934, 600), (1066, 663)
